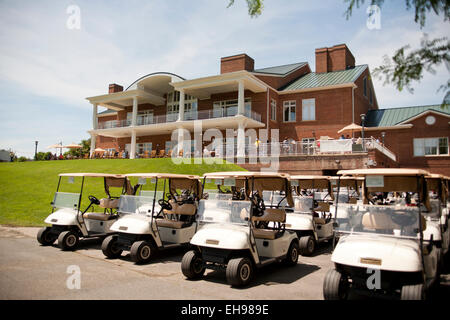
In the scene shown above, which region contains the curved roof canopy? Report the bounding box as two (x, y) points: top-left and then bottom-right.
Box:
(125, 72), (185, 94)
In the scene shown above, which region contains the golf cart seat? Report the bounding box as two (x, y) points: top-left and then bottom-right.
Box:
(317, 202), (330, 212)
(156, 219), (185, 229)
(99, 198), (119, 209)
(314, 217), (327, 225)
(164, 202), (197, 216)
(362, 212), (397, 230)
(83, 212), (117, 221)
(252, 208), (286, 223)
(252, 229), (278, 240)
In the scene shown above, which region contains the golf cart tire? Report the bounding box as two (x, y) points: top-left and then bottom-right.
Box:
(401, 283), (425, 300)
(130, 240), (155, 264)
(299, 236), (315, 256)
(226, 257), (253, 287)
(102, 235), (123, 259)
(181, 250), (205, 280)
(37, 227), (56, 246)
(323, 269), (349, 300)
(284, 240), (300, 266)
(57, 230), (79, 251)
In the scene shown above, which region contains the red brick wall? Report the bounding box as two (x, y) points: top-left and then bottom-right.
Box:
(366, 113), (450, 175)
(220, 54), (254, 74)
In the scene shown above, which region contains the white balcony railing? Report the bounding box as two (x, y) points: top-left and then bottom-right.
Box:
(97, 109), (262, 130)
(200, 138), (396, 161)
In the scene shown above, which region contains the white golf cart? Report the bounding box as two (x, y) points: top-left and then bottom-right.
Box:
(101, 173), (201, 264)
(425, 174), (449, 265)
(37, 173), (139, 250)
(280, 176), (335, 256)
(181, 172), (299, 287)
(324, 169), (439, 300)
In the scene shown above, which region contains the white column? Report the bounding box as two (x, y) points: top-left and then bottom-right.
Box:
(178, 89), (185, 121)
(237, 121), (246, 158)
(92, 103), (98, 129)
(90, 134), (96, 157)
(130, 130), (137, 159)
(238, 80), (245, 116)
(178, 127), (184, 157)
(131, 96), (138, 126)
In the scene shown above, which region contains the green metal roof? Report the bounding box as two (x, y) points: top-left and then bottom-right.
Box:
(98, 109), (117, 115)
(365, 104), (450, 127)
(281, 65), (367, 91)
(253, 62), (308, 75)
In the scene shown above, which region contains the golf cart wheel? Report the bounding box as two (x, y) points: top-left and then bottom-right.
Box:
(102, 235), (123, 259)
(323, 269), (349, 300)
(284, 241), (300, 266)
(226, 257), (253, 287)
(57, 230), (79, 251)
(299, 236), (315, 256)
(37, 227), (56, 246)
(181, 250), (205, 279)
(130, 240), (155, 264)
(401, 283), (425, 300)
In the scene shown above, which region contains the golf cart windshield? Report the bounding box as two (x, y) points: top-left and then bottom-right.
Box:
(52, 192), (80, 210)
(294, 196), (314, 213)
(203, 190), (233, 200)
(197, 199), (251, 225)
(118, 195), (158, 216)
(263, 191), (289, 208)
(335, 204), (421, 239)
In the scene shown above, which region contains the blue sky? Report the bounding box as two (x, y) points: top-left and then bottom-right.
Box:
(0, 0), (449, 157)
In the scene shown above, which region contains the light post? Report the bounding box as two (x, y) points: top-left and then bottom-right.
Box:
(34, 141), (38, 160)
(360, 114), (366, 151)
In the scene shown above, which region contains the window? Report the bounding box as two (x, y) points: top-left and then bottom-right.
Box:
(166, 91), (198, 121)
(137, 143), (152, 155)
(270, 99), (276, 121)
(302, 138), (315, 154)
(302, 99), (316, 121)
(127, 110), (154, 125)
(283, 101), (296, 122)
(213, 98), (251, 118)
(413, 137), (448, 156)
(369, 86), (373, 105)
(363, 77), (367, 97)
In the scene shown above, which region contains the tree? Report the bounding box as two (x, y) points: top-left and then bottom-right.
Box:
(344, 0), (450, 107)
(64, 138), (91, 158)
(227, 0), (264, 17)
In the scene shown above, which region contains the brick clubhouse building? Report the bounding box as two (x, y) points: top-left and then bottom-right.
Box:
(87, 44), (449, 175)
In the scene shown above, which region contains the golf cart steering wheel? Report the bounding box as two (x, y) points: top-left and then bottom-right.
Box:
(391, 212), (417, 227)
(88, 195), (100, 205)
(158, 199), (172, 211)
(252, 197), (265, 217)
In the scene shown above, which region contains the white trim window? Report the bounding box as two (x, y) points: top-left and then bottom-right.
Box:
(137, 143), (152, 155)
(363, 77), (367, 97)
(166, 91), (198, 121)
(213, 98), (251, 118)
(283, 101), (296, 122)
(413, 137), (449, 156)
(270, 99), (277, 121)
(302, 99), (316, 121)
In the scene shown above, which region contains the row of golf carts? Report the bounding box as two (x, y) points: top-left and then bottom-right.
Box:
(37, 169), (450, 299)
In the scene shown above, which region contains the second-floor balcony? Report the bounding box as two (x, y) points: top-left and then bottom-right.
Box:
(97, 108), (262, 130)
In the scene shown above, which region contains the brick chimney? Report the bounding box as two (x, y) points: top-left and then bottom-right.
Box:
(109, 83), (123, 93)
(220, 54), (254, 74)
(315, 44), (355, 73)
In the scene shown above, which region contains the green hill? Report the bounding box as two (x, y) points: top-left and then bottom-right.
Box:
(0, 158), (245, 226)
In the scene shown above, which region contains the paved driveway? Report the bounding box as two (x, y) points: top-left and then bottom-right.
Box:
(0, 226), (448, 300)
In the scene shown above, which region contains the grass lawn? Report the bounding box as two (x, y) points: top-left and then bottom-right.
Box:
(0, 158), (245, 227)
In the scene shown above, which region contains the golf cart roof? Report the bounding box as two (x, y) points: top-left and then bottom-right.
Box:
(290, 175), (330, 180)
(203, 171), (290, 179)
(426, 173), (444, 179)
(59, 173), (126, 178)
(329, 176), (364, 188)
(125, 173), (200, 179)
(337, 168), (430, 177)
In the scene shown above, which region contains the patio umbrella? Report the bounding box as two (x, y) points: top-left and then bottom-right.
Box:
(47, 143), (64, 156)
(63, 143), (82, 149)
(338, 123), (362, 137)
(94, 147), (106, 152)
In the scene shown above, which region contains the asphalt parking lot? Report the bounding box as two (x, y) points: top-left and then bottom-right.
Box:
(0, 226), (449, 300)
